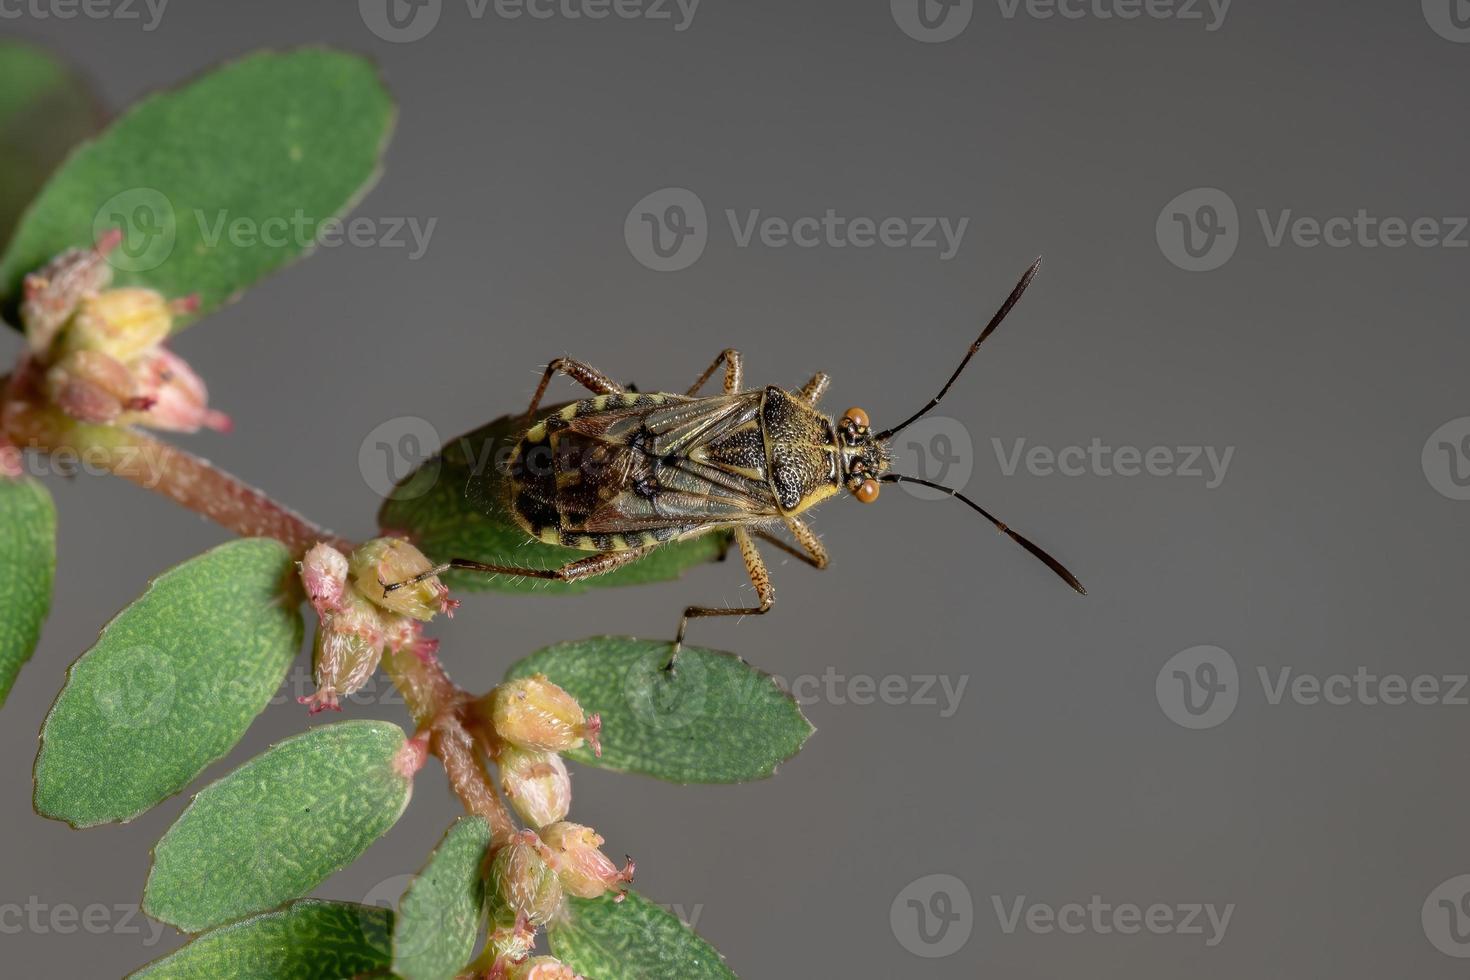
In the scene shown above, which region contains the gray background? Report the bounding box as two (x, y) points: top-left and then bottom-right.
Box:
(3, 0), (1468, 976)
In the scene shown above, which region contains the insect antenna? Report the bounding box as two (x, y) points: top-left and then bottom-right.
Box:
(879, 473), (1086, 594)
(873, 256), (1044, 441)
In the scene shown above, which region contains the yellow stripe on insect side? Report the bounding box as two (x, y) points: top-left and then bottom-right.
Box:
(558, 404), (579, 421)
(537, 527), (562, 545)
(524, 423), (546, 442)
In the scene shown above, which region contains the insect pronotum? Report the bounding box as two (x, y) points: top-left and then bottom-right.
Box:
(389, 257), (1084, 661)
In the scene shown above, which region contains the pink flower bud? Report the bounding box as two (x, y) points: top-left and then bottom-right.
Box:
(539, 822), (635, 901)
(496, 746), (572, 829)
(489, 831), (564, 927)
(349, 537), (456, 621)
(298, 591), (387, 715)
(505, 957), (585, 980)
(300, 543), (351, 616)
(44, 349), (139, 424)
(20, 237), (116, 355)
(480, 675), (601, 756)
(122, 347), (232, 433)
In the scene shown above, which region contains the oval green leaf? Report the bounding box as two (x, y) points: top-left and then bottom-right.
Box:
(0, 48), (394, 327)
(128, 899), (393, 980)
(144, 720), (415, 933)
(0, 40), (102, 249)
(551, 890), (737, 980)
(393, 816), (493, 980)
(34, 537), (302, 827)
(507, 637), (813, 783)
(0, 477), (56, 708)
(377, 407), (731, 594)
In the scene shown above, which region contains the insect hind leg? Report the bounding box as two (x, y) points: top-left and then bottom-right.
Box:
(685, 348), (743, 396)
(524, 357), (624, 423)
(669, 528), (773, 669)
(383, 548), (654, 592)
(795, 372), (830, 406)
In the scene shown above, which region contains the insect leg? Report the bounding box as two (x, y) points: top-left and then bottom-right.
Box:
(753, 515), (829, 569)
(524, 357), (624, 422)
(795, 372), (831, 406)
(384, 547), (655, 592)
(685, 348), (743, 396)
(669, 527), (773, 667)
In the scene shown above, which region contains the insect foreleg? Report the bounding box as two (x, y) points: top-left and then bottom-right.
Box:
(685, 348), (743, 396)
(524, 357), (624, 422)
(669, 528), (773, 667)
(753, 515), (829, 569)
(795, 372), (831, 406)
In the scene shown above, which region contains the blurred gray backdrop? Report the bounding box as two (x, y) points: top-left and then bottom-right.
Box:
(3, 0), (1469, 976)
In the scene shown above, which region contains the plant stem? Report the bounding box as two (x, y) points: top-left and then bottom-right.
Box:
(383, 646), (517, 846)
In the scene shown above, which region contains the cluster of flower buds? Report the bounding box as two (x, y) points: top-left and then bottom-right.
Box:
(18, 232), (229, 433)
(296, 537), (453, 713)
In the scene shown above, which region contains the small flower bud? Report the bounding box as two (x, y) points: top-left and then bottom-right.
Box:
(484, 913), (537, 972)
(489, 832), (564, 926)
(349, 537), (456, 621)
(506, 957), (585, 980)
(481, 674), (601, 756)
(299, 591), (386, 715)
(300, 543), (351, 616)
(64, 287), (175, 363)
(496, 746), (572, 828)
(122, 347), (232, 433)
(21, 236), (116, 354)
(539, 822), (635, 901)
(44, 349), (139, 424)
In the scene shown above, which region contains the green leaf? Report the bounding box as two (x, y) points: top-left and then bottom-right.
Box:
(393, 816), (493, 980)
(128, 899), (393, 979)
(144, 720), (414, 933)
(0, 41), (102, 249)
(34, 538), (302, 827)
(0, 47), (393, 327)
(551, 890), (737, 980)
(0, 477), (56, 708)
(377, 407), (731, 594)
(507, 637), (813, 783)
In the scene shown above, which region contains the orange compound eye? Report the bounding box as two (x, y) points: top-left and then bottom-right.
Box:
(853, 478), (880, 504)
(842, 407), (870, 430)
